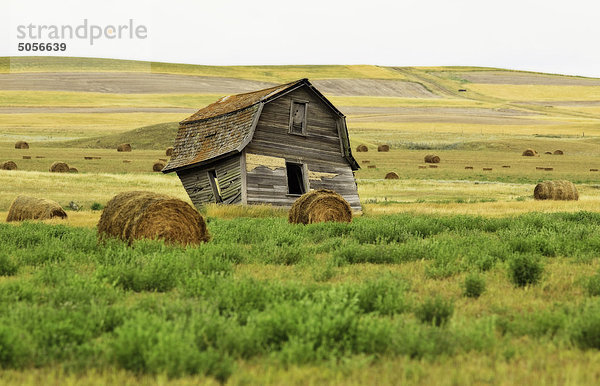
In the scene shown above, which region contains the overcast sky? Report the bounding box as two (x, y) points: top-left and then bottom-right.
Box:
(2, 0), (600, 77)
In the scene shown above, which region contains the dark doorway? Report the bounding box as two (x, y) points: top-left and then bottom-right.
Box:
(286, 162), (306, 195)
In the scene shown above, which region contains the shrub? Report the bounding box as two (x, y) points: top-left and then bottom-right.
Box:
(415, 296), (454, 327)
(584, 272), (600, 297)
(570, 303), (600, 350)
(508, 254), (543, 287)
(90, 202), (104, 211)
(0, 253), (18, 276)
(463, 274), (486, 298)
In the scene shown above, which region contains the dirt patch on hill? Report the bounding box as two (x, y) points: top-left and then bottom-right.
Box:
(311, 79), (439, 97)
(452, 71), (600, 86)
(0, 73), (276, 94)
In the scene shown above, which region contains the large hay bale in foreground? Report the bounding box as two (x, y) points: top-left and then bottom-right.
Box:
(97, 191), (209, 245)
(49, 162), (69, 173)
(289, 189), (352, 225)
(153, 161), (166, 172)
(1, 161), (17, 170)
(522, 148), (536, 156)
(356, 144), (368, 152)
(554, 150), (564, 155)
(14, 141), (29, 149)
(117, 143), (132, 152)
(424, 154), (440, 163)
(534, 180), (578, 201)
(6, 195), (67, 222)
(377, 144), (390, 152)
(166, 147), (174, 156)
(385, 172), (399, 179)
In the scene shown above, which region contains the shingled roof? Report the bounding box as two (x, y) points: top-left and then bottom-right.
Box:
(163, 78), (357, 173)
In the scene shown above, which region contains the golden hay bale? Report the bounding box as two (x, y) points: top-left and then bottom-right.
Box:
(97, 191), (209, 245)
(384, 171), (399, 179)
(84, 156), (93, 160)
(544, 167), (554, 171)
(356, 144), (368, 152)
(377, 144), (390, 152)
(35, 156), (45, 159)
(544, 151), (552, 155)
(502, 165), (511, 168)
(536, 167), (544, 170)
(166, 147), (174, 156)
(522, 149), (536, 156)
(14, 141), (29, 149)
(23, 156), (31, 160)
(153, 161), (166, 172)
(123, 160), (132, 163)
(554, 150), (564, 155)
(362, 160), (370, 164)
(534, 180), (578, 201)
(68, 167), (78, 173)
(483, 168), (492, 171)
(49, 162), (69, 173)
(465, 166), (473, 170)
(117, 143), (132, 152)
(367, 165), (376, 169)
(418, 165), (427, 169)
(429, 165), (438, 168)
(424, 154), (440, 163)
(6, 195), (67, 222)
(590, 169), (599, 172)
(288, 189), (352, 225)
(1, 161), (17, 170)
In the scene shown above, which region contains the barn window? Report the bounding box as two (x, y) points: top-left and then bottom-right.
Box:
(207, 169), (222, 203)
(289, 101), (308, 135)
(286, 162), (307, 195)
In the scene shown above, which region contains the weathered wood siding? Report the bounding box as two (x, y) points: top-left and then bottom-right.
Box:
(245, 85), (361, 211)
(177, 155), (242, 209)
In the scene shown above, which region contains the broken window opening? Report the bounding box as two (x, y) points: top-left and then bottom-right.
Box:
(207, 170), (223, 203)
(289, 101), (307, 135)
(286, 162), (306, 195)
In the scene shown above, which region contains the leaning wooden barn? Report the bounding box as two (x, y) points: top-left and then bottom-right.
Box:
(162, 79), (361, 211)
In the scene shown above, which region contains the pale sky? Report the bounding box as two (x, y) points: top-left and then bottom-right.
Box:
(2, 0), (600, 77)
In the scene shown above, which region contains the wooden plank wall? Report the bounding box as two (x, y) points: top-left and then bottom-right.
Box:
(177, 155), (242, 209)
(245, 85), (361, 211)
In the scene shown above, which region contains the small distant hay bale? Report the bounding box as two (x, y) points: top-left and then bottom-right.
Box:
(153, 161), (166, 172)
(14, 141), (29, 149)
(483, 167), (492, 171)
(123, 160), (132, 163)
(68, 167), (78, 173)
(84, 156), (94, 160)
(288, 189), (352, 225)
(92, 157), (102, 160)
(534, 180), (578, 201)
(465, 166), (473, 170)
(49, 162), (69, 173)
(22, 156), (31, 160)
(553, 150), (564, 155)
(377, 144), (390, 152)
(362, 160), (370, 164)
(384, 172), (399, 179)
(367, 165), (376, 169)
(418, 165), (427, 169)
(536, 167), (545, 170)
(544, 167), (554, 171)
(502, 165), (511, 168)
(590, 168), (598, 172)
(117, 143), (132, 152)
(166, 147), (174, 156)
(97, 191), (209, 245)
(6, 195), (67, 222)
(429, 165), (438, 168)
(35, 156), (45, 159)
(544, 151), (552, 155)
(522, 149), (536, 156)
(1, 161), (18, 170)
(424, 154), (440, 163)
(356, 144), (368, 152)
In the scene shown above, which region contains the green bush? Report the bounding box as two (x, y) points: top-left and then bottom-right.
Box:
(570, 302), (600, 350)
(508, 254), (543, 287)
(584, 272), (600, 297)
(90, 202), (104, 211)
(463, 274), (486, 298)
(0, 253), (18, 276)
(415, 296), (454, 327)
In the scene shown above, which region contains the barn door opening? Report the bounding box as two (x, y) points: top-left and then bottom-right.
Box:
(286, 162), (307, 195)
(207, 169), (223, 203)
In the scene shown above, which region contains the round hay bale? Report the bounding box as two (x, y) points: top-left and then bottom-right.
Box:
(384, 171), (399, 179)
(97, 191), (210, 245)
(590, 169), (599, 172)
(522, 149), (536, 156)
(356, 144), (368, 152)
(428, 164), (438, 168)
(49, 162), (69, 173)
(418, 165), (427, 169)
(362, 160), (370, 164)
(288, 189), (352, 225)
(117, 143), (132, 152)
(153, 161), (166, 172)
(68, 167), (78, 173)
(166, 147), (174, 156)
(465, 166), (473, 169)
(377, 144), (390, 152)
(533, 180), (578, 201)
(544, 151), (553, 155)
(123, 160), (132, 163)
(553, 150), (564, 155)
(367, 165), (376, 169)
(23, 156), (31, 160)
(483, 168), (492, 171)
(502, 165), (511, 168)
(6, 195), (67, 222)
(14, 141), (29, 149)
(424, 154), (440, 163)
(1, 161), (17, 170)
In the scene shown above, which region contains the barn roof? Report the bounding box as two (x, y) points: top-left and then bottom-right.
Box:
(163, 79), (357, 173)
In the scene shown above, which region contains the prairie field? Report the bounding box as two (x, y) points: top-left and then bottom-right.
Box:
(1, 57), (600, 384)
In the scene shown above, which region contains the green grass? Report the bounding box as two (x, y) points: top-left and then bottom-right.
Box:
(0, 212), (599, 383)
